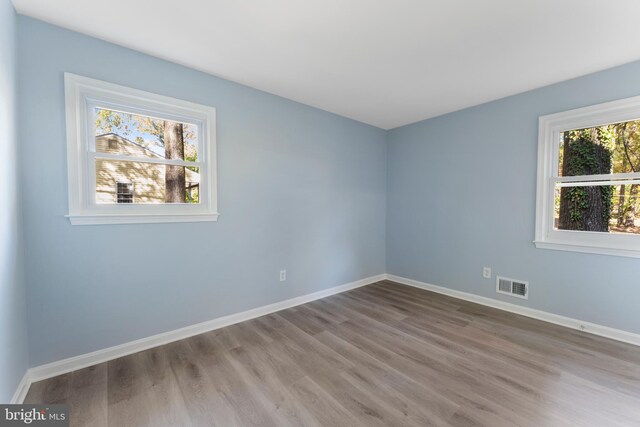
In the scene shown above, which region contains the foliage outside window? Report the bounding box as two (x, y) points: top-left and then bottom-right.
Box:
(536, 96), (640, 257)
(65, 73), (218, 225)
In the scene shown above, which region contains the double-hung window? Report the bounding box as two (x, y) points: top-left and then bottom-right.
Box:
(535, 96), (640, 257)
(64, 73), (218, 225)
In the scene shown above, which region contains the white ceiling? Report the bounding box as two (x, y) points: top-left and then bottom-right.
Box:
(12, 0), (640, 129)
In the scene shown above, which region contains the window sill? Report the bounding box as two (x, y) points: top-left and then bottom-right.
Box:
(66, 213), (220, 226)
(534, 240), (640, 258)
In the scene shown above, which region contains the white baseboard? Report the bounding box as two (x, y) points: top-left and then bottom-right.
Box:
(16, 273), (385, 401)
(385, 274), (640, 347)
(10, 372), (31, 404)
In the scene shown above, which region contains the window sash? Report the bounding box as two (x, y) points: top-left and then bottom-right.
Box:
(553, 172), (640, 183)
(85, 105), (209, 210)
(89, 152), (203, 168)
(88, 157), (209, 210)
(87, 98), (205, 161)
(545, 176), (640, 252)
(553, 178), (640, 188)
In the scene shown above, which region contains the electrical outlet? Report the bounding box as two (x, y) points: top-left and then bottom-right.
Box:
(482, 267), (492, 279)
(279, 270), (286, 281)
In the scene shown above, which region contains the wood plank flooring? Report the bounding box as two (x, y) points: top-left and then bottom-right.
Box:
(24, 280), (640, 426)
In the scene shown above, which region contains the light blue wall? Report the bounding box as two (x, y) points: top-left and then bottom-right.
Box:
(387, 61), (640, 334)
(18, 17), (387, 366)
(0, 0), (28, 402)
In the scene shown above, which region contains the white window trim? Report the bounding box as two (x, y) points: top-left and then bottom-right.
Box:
(64, 73), (219, 225)
(535, 95), (640, 258)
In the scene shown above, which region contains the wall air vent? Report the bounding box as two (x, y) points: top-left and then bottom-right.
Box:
(496, 276), (528, 300)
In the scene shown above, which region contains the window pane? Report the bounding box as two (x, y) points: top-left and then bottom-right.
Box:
(95, 108), (198, 162)
(554, 184), (640, 234)
(558, 120), (640, 177)
(96, 159), (200, 204)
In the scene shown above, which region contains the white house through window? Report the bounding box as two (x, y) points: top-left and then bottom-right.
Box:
(93, 110), (201, 205)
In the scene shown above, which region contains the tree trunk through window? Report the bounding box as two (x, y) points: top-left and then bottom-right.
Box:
(618, 124), (638, 227)
(625, 184), (638, 227)
(164, 121), (186, 203)
(558, 129), (612, 232)
(617, 183), (627, 226)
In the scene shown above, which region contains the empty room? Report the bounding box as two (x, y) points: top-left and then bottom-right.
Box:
(2, 0), (640, 425)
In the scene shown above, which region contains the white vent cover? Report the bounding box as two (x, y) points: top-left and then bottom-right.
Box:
(496, 276), (529, 300)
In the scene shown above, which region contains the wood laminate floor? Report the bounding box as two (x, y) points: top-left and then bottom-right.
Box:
(25, 280), (640, 426)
